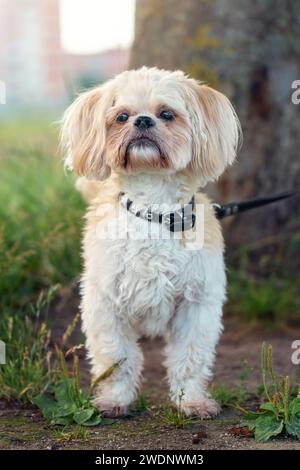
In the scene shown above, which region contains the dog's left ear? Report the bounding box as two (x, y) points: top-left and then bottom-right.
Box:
(185, 80), (241, 184)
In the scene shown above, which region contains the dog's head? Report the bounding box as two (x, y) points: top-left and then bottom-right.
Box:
(61, 67), (241, 185)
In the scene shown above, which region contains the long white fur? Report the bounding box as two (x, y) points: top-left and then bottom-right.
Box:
(60, 67), (241, 418)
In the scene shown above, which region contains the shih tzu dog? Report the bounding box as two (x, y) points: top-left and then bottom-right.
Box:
(61, 67), (240, 418)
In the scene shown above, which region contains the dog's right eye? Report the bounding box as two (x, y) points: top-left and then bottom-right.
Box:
(116, 113), (129, 123)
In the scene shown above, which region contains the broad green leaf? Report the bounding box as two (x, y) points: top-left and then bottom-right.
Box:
(244, 410), (261, 420)
(78, 389), (90, 405)
(51, 415), (74, 426)
(260, 402), (278, 415)
(73, 408), (95, 425)
(289, 397), (300, 417)
(55, 379), (76, 404)
(82, 413), (102, 426)
(33, 380), (104, 427)
(286, 414), (300, 439)
(52, 403), (76, 418)
(244, 420), (257, 431)
(33, 394), (57, 420)
(254, 415), (284, 442)
(33, 394), (56, 411)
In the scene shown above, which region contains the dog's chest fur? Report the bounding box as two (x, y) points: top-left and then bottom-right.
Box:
(83, 174), (224, 337)
(117, 237), (208, 336)
(85, 235), (213, 337)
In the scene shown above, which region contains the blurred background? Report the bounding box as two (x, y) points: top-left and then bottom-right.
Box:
(1, 0), (300, 345)
(1, 3), (300, 449)
(0, 0), (133, 110)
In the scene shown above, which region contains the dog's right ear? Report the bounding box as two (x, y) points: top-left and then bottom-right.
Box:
(60, 82), (114, 180)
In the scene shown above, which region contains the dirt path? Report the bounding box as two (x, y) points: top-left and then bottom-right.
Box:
(1, 289), (300, 450)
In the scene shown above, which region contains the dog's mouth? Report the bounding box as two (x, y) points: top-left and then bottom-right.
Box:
(126, 137), (161, 154)
(124, 137), (166, 168)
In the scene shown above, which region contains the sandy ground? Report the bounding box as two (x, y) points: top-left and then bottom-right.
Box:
(1, 288), (300, 450)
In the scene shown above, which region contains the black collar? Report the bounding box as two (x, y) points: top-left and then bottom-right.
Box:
(119, 192), (196, 233)
(119, 189), (299, 230)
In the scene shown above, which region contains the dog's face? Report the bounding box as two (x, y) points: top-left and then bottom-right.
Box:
(61, 67), (240, 185)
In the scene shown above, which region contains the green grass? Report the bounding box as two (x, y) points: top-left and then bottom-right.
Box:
(53, 426), (91, 441)
(228, 269), (300, 323)
(0, 118), (85, 401)
(211, 384), (246, 408)
(161, 403), (195, 427)
(227, 237), (300, 323)
(0, 118), (85, 309)
(160, 391), (195, 427)
(211, 360), (254, 407)
(134, 394), (150, 412)
(0, 287), (57, 400)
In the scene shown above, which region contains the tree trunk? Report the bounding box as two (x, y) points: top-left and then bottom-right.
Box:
(131, 0), (300, 249)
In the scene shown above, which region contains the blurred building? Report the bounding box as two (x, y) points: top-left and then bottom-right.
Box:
(0, 0), (65, 108)
(64, 48), (130, 94)
(0, 0), (129, 111)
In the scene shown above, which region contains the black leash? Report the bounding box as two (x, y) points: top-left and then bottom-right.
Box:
(213, 190), (300, 220)
(119, 190), (299, 232)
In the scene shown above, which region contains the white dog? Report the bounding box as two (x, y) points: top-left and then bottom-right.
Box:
(61, 67), (240, 418)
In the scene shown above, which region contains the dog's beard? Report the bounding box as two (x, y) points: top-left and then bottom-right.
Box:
(124, 137), (167, 170)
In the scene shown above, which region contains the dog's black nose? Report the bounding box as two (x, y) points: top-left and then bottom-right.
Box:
(134, 115), (155, 130)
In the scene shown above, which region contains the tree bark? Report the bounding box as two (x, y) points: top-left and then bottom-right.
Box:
(131, 0), (300, 249)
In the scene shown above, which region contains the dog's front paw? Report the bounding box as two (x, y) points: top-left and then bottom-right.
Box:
(180, 398), (221, 419)
(93, 399), (129, 418)
(92, 377), (137, 418)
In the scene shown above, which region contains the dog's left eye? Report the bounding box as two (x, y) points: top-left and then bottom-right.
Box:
(159, 110), (175, 121)
(116, 113), (129, 123)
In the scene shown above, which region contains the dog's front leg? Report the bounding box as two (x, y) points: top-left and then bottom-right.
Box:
(165, 295), (223, 418)
(82, 291), (143, 417)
